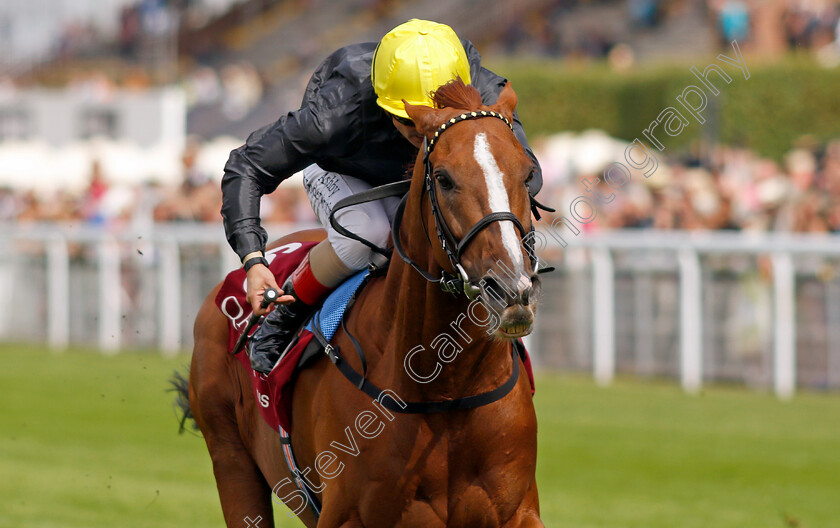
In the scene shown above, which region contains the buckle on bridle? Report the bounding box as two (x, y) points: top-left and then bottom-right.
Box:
(439, 271), (462, 296)
(438, 265), (481, 300)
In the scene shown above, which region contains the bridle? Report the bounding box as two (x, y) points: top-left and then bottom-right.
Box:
(391, 110), (529, 299)
(328, 109), (554, 299)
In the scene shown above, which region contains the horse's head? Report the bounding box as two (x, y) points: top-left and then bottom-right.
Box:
(403, 79), (539, 339)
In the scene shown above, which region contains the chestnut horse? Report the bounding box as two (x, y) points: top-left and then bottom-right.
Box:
(184, 80), (543, 527)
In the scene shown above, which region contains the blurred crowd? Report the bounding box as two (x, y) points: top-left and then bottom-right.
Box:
(539, 135), (840, 233)
(498, 0), (840, 62)
(3, 134), (840, 236)
(38, 0), (840, 66)
(782, 0), (840, 51)
(711, 0), (840, 55)
(0, 140), (315, 228)
(4, 0), (840, 234)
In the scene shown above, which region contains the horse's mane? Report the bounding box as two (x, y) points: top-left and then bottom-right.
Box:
(432, 77), (483, 111)
(398, 78), (483, 178)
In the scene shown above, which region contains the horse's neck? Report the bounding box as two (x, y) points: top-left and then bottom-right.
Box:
(372, 187), (511, 400)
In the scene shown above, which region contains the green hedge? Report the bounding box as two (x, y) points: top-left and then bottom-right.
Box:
(486, 57), (840, 160)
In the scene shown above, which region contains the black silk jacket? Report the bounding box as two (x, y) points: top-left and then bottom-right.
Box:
(221, 39), (543, 261)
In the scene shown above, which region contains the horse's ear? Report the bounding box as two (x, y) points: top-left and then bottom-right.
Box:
(403, 100), (440, 137)
(491, 82), (517, 122)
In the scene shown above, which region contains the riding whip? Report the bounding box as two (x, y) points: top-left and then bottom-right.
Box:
(231, 288), (278, 356)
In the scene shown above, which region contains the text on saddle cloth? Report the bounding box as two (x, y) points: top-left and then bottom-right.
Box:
(215, 241), (372, 433)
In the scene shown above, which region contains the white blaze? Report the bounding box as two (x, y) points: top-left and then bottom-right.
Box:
(473, 132), (526, 276)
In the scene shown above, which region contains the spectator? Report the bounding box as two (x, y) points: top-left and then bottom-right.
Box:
(80, 160), (109, 224)
(718, 0), (751, 45)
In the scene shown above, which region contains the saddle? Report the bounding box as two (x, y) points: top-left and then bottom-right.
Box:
(215, 241), (371, 432)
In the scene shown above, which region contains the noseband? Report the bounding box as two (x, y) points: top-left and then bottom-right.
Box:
(392, 110), (530, 298)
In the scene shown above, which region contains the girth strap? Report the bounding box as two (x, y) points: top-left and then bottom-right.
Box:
(324, 342), (520, 413)
(312, 312), (521, 413)
(278, 426), (322, 519)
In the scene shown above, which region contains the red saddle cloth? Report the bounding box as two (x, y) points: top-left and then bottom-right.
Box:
(215, 240), (536, 434)
(215, 241), (318, 432)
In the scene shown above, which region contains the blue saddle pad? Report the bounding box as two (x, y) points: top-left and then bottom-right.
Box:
(305, 271), (369, 341)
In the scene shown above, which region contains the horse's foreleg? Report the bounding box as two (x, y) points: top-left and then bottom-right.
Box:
(192, 373), (276, 526)
(192, 364), (276, 527)
(190, 292), (276, 528)
(206, 432), (276, 528)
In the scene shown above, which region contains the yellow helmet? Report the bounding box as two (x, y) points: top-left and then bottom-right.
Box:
(372, 19), (472, 119)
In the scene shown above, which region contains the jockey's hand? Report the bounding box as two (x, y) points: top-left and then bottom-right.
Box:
(245, 263), (294, 316)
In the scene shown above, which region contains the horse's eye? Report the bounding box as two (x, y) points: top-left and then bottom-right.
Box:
(436, 172), (455, 191)
(525, 169), (535, 185)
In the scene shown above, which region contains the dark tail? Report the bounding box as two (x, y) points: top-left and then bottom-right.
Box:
(168, 368), (198, 434)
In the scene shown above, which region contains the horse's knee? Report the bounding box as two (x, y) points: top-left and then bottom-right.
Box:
(511, 516), (544, 528)
(504, 507), (544, 527)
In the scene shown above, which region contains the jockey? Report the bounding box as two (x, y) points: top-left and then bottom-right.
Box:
(221, 19), (543, 374)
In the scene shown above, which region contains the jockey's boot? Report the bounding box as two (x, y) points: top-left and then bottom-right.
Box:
(249, 253), (334, 374)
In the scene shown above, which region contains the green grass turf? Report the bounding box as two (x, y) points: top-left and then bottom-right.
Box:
(1, 344), (838, 527)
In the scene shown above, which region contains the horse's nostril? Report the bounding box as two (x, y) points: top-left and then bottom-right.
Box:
(518, 285), (532, 306)
(480, 275), (532, 306)
(516, 276), (533, 305)
(480, 276), (507, 305)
